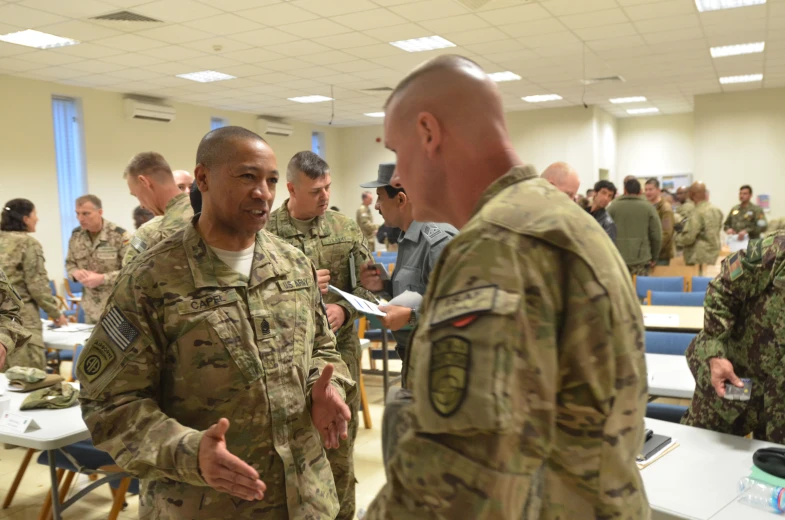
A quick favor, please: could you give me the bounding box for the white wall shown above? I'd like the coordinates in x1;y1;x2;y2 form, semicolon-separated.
594;107;618;188
616;113;694;183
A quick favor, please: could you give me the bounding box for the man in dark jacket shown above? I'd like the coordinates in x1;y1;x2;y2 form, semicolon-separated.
588;180;617;243
607;178;663;276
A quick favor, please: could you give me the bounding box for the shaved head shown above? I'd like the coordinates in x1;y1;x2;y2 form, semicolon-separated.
196;126;267;170
384;54;520;227
689;181;707;202
173;170;194;193
541;162;580;200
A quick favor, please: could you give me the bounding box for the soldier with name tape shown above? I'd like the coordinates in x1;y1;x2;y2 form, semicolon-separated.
724;184;768;241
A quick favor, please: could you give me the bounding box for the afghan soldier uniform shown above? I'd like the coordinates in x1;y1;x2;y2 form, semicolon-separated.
724;202;767;239
0;268;32;360
675;201;723;266
683;231;785;442
78;221;356;519
65;220;129;324
267;203;373;520
123;193;194;266
0;232;63;369
356;204;376;253
366;165;650;519
766;217;785;236
654;198;675;263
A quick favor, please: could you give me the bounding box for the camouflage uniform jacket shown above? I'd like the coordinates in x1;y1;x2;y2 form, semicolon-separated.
654;198;675;260
355;205;376;241
366;165;650;519
675;200;723;266
676;199;695;219
0;268;31;356
65;220;130;324
724;202;767;239
77;221;356;520
123;193;194;266
0;232;62;348
684;231;785;442
267;202;375;352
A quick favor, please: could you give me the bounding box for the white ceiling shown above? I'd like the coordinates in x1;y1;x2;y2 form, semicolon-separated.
0;0;783;126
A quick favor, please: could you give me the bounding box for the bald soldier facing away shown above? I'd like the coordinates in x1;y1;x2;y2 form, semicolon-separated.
675;182;723;267
541;161;580;201
78;126;356;519
365;55;649;519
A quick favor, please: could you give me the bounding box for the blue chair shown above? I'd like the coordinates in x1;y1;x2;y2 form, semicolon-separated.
645;331;695;356
64;278;83;309
77;305;85;324
636;276;685;300
691;276;712;293
646;402;688;423
648;291;705;307
48;280;57;296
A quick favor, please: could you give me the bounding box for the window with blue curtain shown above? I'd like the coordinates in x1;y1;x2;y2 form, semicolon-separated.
211;117;227;130
312;131;325;158
51;97;87;273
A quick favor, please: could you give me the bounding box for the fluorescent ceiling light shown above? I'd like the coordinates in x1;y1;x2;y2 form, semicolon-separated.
488;71;521;82
610;96;647;104
711;42;765;57
389;35;455;53
176;70;235;83
0;29;79;49
719;73;763;84
364;112;385;118
523;94;562;103
288;95;333;103
627;108;660;115
695;0;765;12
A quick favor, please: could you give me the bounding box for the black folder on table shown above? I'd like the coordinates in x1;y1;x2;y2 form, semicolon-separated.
638;432;673;462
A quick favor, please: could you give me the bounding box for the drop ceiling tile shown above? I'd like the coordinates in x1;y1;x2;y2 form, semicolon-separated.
464;38;525;55
291;0;377;16
497;17;567;38
24;66;84;80
290;65;344;78
536;42;587;58
278;19;353;38
706;31;764;47
137;24;210;44
16;0;117;18
15;49;85;66
196;0;282;11
643;28;705;45
698;4;767;26
257;57;313;71
230;28;301;46
622;0;697;21
101;52;166;67
702;19;766;37
442;27;508;46
388;0;469;21
344;43;400;58
634;14;700;33
50;42;124;59
574;22;638;41
142;61;195;75
543;0;619;16
96;33;168;51
213;63;274;77
772;3;785;18
222;47;286;63
183;13;265;35
477;3;552;25
418;14;489;34
71;73;128;86
0;4;65;28
560;8;630;29
64;59;127;74
178;54;243;69
324;59;376;73
238;3;320;25
265;40;334;57
178;39;251;57
37;20;123;42
362;23;431;42
0;56;44;72
0;42;33;58
300;50;358;65
138;44;207;61
274;78;325;90
331;9;408;30
109;67;164;81
314;32;380;49
517;31;581;48
587;34;647;51
135;0;224;23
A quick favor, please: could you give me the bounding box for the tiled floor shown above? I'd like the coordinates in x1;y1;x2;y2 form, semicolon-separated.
0;357;400;519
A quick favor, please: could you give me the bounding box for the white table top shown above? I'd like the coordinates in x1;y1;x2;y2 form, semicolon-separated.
643;419;778;520
646;353;695;399
41;321;94;351
642;306;704;332
0;376;88;450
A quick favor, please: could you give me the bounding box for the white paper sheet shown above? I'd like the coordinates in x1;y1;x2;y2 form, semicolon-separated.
388;290;423;309
643;313;680;327
328;285;387;316
726;234;749;253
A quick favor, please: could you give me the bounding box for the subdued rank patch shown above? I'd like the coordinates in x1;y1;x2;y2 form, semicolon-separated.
277;278;313;291
261;319;270;335
255;316;275;339
130;235;147;253
729;252;743;281
428;336;471;417
101;307;139;351
81;340;115;382
746;239;763;264
96;246;118;260
430;285;497;326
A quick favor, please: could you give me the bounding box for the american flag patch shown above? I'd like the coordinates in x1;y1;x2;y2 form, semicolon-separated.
102;307;139;351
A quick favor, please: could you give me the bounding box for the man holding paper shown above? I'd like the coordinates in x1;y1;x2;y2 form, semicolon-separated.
267;151;373;520
358;163;457;379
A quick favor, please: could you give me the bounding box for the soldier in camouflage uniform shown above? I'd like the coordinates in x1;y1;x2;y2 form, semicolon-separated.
683;230;785;442
356;192;377;252
675;182;723;267
122;152;194;266
65;195;130;324
366;56;649;519
724;184;767;240
0;267;32;370
0;199;67;370
78;127;356;519
267;151;373;520
675;186;695;219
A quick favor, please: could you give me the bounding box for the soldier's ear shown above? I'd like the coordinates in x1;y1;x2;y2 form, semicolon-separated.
194;164;209;192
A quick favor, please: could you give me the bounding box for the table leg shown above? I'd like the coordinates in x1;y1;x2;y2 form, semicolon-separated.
48;451;62;520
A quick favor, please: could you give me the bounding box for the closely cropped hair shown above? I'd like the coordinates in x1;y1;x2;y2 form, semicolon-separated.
382;185;405;199
1;198;34;232
645;178;660;189
287;151;329;182
76;194;102;209
625;178;642;195
196;126;266;169
740;184;753;194
123;152;172;181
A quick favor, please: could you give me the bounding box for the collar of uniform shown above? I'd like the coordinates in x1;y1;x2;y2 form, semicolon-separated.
401;221;424;244
165;192;189;214
277;199;331;239
88;219;111;248
471;164;538;218
182;218;288;289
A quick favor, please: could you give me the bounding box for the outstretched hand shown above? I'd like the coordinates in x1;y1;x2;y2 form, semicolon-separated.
310;364;351;449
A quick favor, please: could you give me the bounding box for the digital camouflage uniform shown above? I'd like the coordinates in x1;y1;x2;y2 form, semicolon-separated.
683;231;785;442
724;202;767;240
0;232;62;370
0;267;32;362
675;201;724;266
366;166;650;519
65;220;130;324
654;199;675;262
356;204;376;253
78;222;356;520
267;202;373;520
123;193;194;266
676;199;696;220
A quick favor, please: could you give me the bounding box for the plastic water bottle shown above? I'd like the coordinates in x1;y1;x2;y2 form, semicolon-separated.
738;477;785;514
356;508;366;519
